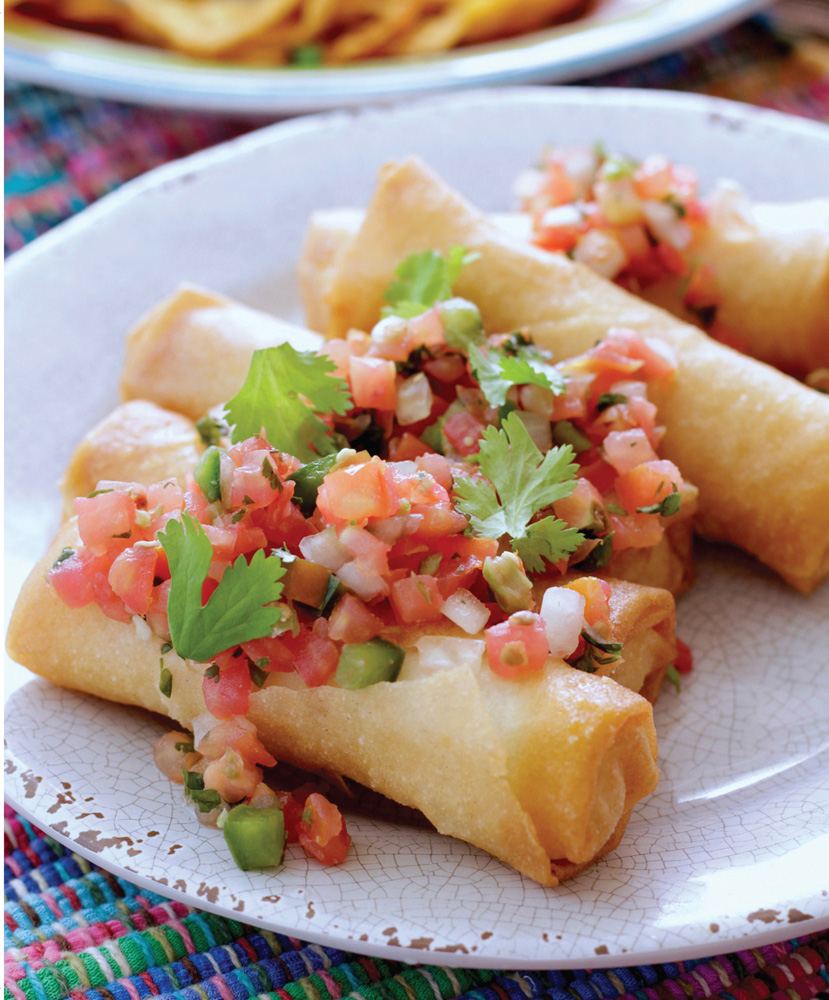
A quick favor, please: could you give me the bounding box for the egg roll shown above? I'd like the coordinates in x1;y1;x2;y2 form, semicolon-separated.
60;400;205;519
116;285;695;597
7;520;660;885
323;158;829;594
120;285;321;421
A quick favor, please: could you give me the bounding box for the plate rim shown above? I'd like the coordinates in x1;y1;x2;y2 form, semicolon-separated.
4;0;771;113
6;84;829;969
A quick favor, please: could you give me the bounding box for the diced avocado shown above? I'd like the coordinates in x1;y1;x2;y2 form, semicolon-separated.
283;558;332;610
335;639;405;689
193;446;224;503
288;453;339;515
438;297;485;349
483;551;533;613
223;804;285;870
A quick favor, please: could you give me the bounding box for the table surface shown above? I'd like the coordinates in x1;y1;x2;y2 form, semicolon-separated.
4;4;829;997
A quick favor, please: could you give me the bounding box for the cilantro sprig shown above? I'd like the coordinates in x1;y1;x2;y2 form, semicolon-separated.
382;247;479;319
158;513;286;664
469;340;566;408
453;412;584;572
224;345;351;463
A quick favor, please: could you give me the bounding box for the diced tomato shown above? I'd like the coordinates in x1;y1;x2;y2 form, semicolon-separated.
606;327;676;381
147;481;184;516
553;478;606;532
549;373;591;423
107;545;158;617
388;433;434;462
683;262;721;311
391;466;448;507
424;355;466;384
564;576;611;628
48;547;105;608
202;523;236;563
606;511;664;552
435;553;480;599
578;456;617;495
320;338;350;380
241;636;294;673
349;355;397;411
230;452;283;509
202;652;252;718
277;789;307;843
390;574;445;624
327;594;384;643
408;502;468;538
261;501;314;550
485;612;549;677
281;631;340;688
202;748;261;804
298;793;350;865
442;411;486;456
146;579;171;640
656;242;689;278
339;525;391;576
183;484;210;523
673;637;694;674
196;716;276;768
230;524;269;559
615;459;683;512
633;155;674;200
316;459;399;525
75;490;137;551
415;452;453;490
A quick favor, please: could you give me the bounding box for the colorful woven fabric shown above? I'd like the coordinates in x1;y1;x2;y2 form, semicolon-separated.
4;807;829;1000
5;12;829;255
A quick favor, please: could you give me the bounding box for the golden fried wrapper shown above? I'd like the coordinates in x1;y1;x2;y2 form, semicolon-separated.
60;400;205;519
323;158;829;594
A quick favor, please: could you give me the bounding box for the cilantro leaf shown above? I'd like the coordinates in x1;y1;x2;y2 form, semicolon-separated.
468;342;565;409
453;412;584;572
224;346;351;463
159;513;286;663
382;247;479;319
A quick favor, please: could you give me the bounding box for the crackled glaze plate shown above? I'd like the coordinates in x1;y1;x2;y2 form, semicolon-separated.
5;89;829;967
4;0;769;114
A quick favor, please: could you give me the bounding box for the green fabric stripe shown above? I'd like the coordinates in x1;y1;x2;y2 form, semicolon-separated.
78;950;110;988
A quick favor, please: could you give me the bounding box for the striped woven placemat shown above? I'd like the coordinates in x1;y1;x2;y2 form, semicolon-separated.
5;11;829;256
4;807;829;1000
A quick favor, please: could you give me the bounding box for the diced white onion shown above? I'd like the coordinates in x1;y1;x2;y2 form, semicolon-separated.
370;314;408;345
515;410;552;454
603;428;658;475
414;636;486;673
336;560;389;601
519;382;555;417
396;373;433;425
539;203;583;229
512;167;545;203
441;588;490;634
131;615;152;641
558;147;600;197
299;526;350;571
573;229;628;279
706;179;755;236
641;199;692;250
540;587;586;659
192;711;217;751
219;453;235;508
370;513;423;544
595;178;643;226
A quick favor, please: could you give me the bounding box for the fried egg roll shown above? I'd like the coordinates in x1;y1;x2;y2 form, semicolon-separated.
7;521;660;885
120;285;320;421
323;159;829;594
301;197;829;377
117;286;695;597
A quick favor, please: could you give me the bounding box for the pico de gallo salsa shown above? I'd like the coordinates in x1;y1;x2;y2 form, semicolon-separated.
515;144;727;331
48;248;695;871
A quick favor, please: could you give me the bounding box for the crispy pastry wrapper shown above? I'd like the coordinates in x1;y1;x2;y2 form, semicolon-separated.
299;198;829;377
321;159;829;594
118;287;696;597
8;520;662;885
120;285;321;421
60;400;205;519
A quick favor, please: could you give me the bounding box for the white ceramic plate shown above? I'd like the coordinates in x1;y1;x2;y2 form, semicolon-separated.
4;0;769;114
5;88;829;968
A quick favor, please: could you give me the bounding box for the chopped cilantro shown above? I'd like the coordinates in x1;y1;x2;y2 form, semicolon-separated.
249;659;268;689
468;341;565;409
224;346;351;463
158;512;286;664
576;531;615;570
182;769;222;813
665;663;681;692
86;488;114;498
289;43;323;67
52;547;75;568
160;641;173;655
600;152;638;180
382;247;479;319
159;663;173;698
637;486;682;517
596;392;627;412
453;412;584;573
174;740;195;753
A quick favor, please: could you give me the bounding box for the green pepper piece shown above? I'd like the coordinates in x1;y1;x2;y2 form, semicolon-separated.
552;420;592;453
288;452;339;515
223;804;286;870
335;639;405;689
193;446;224;502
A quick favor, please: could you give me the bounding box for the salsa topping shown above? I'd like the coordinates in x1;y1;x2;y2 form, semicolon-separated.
50;247;696;872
